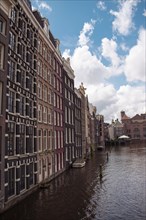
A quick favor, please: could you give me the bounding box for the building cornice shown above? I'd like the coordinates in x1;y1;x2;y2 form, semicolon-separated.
63;58;75;80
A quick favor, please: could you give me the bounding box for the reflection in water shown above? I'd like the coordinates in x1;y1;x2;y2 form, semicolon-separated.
1;144;146;220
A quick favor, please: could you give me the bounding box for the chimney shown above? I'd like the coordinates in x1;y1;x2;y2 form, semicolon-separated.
55;39;60;51
121;111;125;119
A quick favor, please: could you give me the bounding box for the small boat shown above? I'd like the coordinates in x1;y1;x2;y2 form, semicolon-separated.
72;158;86;168
97;146;105;151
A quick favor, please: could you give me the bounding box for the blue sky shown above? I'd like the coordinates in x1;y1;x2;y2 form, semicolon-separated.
31;0;146;122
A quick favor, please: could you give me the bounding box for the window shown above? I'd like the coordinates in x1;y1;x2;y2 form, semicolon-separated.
19;124;25;154
21;44;25;61
43;46;47;60
30;100;33;118
0;43;4;69
17;69;25;88
20;165;25;191
26;74;33;93
8;60;15;81
44;85;47;102
19;96;25;116
48;130;52;150
44;65;47;80
48;89;51;104
54;111;56;125
43;130;47;150
38;39;43;55
8;90;15;113
48;109;52;124
9;32;16;51
38;82;42;99
38;129;42;151
54;131;56;149
43;106;47;123
38;104;42;122
21;20;26;36
8;167;15;197
29;163;33;185
0;17;6;35
11;7;17;23
0;82;2;115
7;122;15;156
26;126;33;153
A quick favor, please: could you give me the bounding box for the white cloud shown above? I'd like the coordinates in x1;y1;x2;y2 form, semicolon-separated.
143;9;146;16
62;16;145;122
120;43;129;52
101;38;121;68
38;2;52;12
78;20;95;47
62;49;71;59
32;5;36;11
124;28;146;82
96;1;107;11
110;0;139;36
70;45;109;86
87;84;145;123
33;0;52;12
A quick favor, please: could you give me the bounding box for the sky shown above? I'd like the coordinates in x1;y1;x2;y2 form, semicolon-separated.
31;0;146;123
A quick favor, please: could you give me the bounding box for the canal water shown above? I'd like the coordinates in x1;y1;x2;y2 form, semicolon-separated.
1;144;146;220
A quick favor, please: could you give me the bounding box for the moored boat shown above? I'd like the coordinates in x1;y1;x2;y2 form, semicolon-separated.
97;145;105;151
72;158;86;168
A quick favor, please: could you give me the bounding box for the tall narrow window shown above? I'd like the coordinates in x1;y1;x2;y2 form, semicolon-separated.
0;43;4;70
8;90;15;113
29;163;33;185
20;164;25;191
21;44;25;61
48;130;52;150
7;122;15;156
38;129;42;151
9;32;16;51
43;106;47;123
8;167;15;197
44;85;47;102
19;95;25;116
26;126;33;153
19;124;25;154
38;104;42;122
11;7;17;23
43;130;47;150
8;60;15;82
0;82;2;115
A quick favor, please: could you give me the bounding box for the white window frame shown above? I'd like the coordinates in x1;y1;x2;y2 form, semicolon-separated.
0;43;4;70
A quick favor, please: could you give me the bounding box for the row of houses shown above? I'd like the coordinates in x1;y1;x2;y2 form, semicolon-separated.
0;0;105;212
108;111;146;142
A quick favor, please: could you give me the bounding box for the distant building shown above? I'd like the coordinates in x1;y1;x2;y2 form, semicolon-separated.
89;104;98;151
63;57;75;167
74;88;82;158
78;83;91;158
108;119;123;140
78;83;86;158
121;111;146;141
96;114;105;145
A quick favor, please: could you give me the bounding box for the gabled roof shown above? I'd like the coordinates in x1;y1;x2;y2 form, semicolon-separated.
131;114;142;120
122;114;130;120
